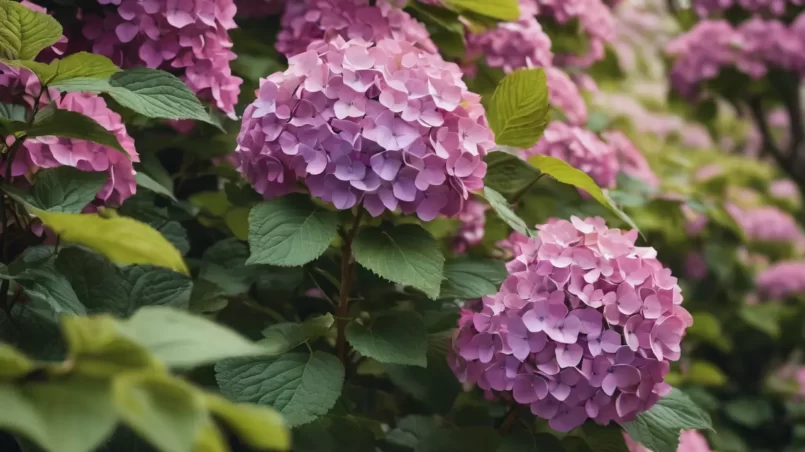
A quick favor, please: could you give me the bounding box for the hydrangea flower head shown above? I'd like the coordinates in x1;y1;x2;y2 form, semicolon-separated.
453;198;489;253
546;67;588;126
603;131;659;187
531;0;616;67
756;260;805;299
449;216;691;431
276;0;436;57
726;204;805;250
235;37;494;220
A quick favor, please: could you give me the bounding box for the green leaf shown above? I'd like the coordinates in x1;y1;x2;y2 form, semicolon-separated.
496;432;563;452
346;310;427;367
215;351;344;428
261;314;335;355
527;155;640;232
0;343;34;378
724;398;773;428
440;258;507;299
386;415;439;449
685;361;727;387
483;150;541;196
0;101;27;131
739;303;782;338
415;427;501;452
579;423;629;452
22;167;106;213
487;68;549;148
352;223;445;299
446;0;519;20
61;315;158;376
0;377;117;452
686;312;731;351
199;238;258;296
52;68;213;123
11;251;85;321
119;306;269;369
113;372;206;452
0;0;62;60
247;194;339;267
622;388;713;452
204;394;291;451
135;172;177;202
2;52;119;85
27;107;127;154
482;187;531;237
31;209;189;275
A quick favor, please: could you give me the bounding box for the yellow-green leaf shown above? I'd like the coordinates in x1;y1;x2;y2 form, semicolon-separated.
487;68;549;148
0;0;62;60
194;419;228;452
205;394;291;451
3;52;119;85
446;0;519;20
527;155;640;233
0;343;33;378
684;361;727;387
31;209;189;275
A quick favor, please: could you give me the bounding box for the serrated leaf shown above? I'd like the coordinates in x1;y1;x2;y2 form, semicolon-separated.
113;372;206;452
352;223;445;299
622;388;713;452
527;155;640;232
204;394;290;451
0;377;116;452
119;306;269;369
440;258;507;299
27;107;127;154
31;209;189;275
487;68;549;148
446;0;519;20
2;52;119;85
136;171;177;201
261;314;335;355
9;250;86;321
482;186;531;237
483;150;541;196
346;310;427;367
25;167;106;213
0;1;62;60
215;351;344;427
247;194;339;267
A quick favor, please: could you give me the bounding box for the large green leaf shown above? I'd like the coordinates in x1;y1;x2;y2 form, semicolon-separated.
482;187;532;237
487;68;549;148
483;150;541;196
200;238;258;296
0;101;27;131
261;314;334;355
204;394;290;451
346;310;428;367
10;250;85;321
440;258;507;299
446;0;519;20
135;172;177;202
27;105;127;154
118;306;269;369
352;223;445;299
13;167;107;213
2;52;119;85
622;388;713;452
215;351;344;427
0;0;62;60
247;194;339;267
527;155;639;232
113;372;206;452
0;377;117;452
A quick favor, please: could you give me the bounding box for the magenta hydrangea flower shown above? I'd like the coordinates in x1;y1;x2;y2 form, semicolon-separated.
453;198;489;253
79;0;242;116
235;37;494;220
726;203;805;250
522;121;619;189
1;65;139;206
603;131;658;187
625;430;711;452
275;0;436;58
756;260;805;299
448;216;691;431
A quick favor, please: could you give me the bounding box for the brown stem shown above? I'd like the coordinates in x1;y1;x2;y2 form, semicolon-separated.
336;205;365;364
498;405;522;435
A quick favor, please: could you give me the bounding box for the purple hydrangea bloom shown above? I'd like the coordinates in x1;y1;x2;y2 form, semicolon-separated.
79;0;242;116
275;0;436;57
726;203;805;251
453;198;489;253
522;121;619;189
756;260;805;299
449;216;691;431
236;37;494;220
692;0;802;17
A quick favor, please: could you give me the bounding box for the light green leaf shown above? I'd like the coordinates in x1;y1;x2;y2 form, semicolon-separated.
24;167;106;213
0;377;116;452
119;306;269;369
346;310;427;367
687;312;731;351
31;209;189;275
487;68;549;148
136;171;177;202
527;154;640;232
0;0;62;60
440;258;507;299
739;304;782;338
61;315;158;376
247;194;339;267
27;107;127;154
352;223;445;299
261;314;334;355
2;52;119;85
113;372;206;452
0;343;33;378
446;0;519;20
622;388;713;452
214;351;344;427
684;361;727;387
482;186;532;237
204;394;291;451
483;150;541;196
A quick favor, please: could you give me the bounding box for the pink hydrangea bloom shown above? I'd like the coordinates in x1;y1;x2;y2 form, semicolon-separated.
738;18;804;74
530;0;616;67
235;37;494;220
770;179;801;205
682;205;708;237
546;67;588;126
692;0;801;17
603;131;659;186
448;216;690;431
726;204;805;250
79;0;242;116
453;198;489;253
756;260;805;299
275;0;436;58
625;430;711;452
522;121;619;189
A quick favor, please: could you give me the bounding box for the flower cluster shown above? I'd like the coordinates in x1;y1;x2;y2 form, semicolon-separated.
453;198;489;253
770;179;801;205
449;217;690;431
275;0;436;57
531;0;617;67
79;0;242;116
603;131;659;186
755;260;805;299
726;204;805;250
625;430;711;452
522;121;619;188
547;67;588;126
692;0;802;17
236;37;494;220
1;65;139;206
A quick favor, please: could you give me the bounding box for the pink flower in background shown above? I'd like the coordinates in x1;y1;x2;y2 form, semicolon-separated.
236;37;494;220
546;67;588;126
449;216;690;430
685;252;708;281
523;121;619;189
453;198;489;253
529;0;616;67
770;179;801;205
756;260;805;299
692;0;801;17
275;0;436;57
625;430;711;451
603;131;659;186
726;204;805;250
